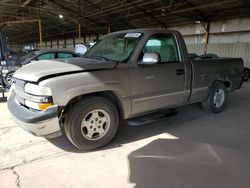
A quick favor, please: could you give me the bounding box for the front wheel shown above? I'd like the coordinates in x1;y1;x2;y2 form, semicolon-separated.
201;82;227;113
64;96;119;150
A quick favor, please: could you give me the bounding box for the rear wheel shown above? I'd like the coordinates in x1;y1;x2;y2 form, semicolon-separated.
64;96;119;150
201;82;227;113
243;68;249;81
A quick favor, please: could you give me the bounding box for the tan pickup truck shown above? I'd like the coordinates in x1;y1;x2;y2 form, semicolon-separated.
8;29;244;150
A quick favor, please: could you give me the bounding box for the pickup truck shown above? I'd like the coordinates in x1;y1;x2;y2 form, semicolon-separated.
7;29;244;150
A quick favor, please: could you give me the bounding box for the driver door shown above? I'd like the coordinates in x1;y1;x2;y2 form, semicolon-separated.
130;33;186;115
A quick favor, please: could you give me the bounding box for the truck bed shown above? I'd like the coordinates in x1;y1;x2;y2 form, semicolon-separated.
188;57;243;103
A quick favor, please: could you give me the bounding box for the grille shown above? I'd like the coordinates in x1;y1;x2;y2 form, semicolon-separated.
13;78;27;105
14;78;26;92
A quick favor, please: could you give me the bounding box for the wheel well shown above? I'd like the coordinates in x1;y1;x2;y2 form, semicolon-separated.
215;80;231;88
209;80;231;94
244;67;250;72
223;81;231;88
65;91;124;119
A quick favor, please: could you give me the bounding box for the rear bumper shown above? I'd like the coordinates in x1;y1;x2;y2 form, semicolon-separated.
7;94;62;138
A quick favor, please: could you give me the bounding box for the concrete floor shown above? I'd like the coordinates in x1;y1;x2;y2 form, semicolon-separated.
0;82;250;188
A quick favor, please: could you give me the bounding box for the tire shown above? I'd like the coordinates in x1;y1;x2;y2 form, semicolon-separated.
201;82;227;113
64;96;119;150
242;68;249;82
3;71;14;87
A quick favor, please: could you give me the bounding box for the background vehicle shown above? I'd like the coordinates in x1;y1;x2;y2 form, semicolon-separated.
243;67;250;81
199;53;219;59
19;48;79;65
2;49;79;87
188;53;219;60
8;29;244;150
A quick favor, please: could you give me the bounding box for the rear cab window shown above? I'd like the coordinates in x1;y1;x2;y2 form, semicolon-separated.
37;53;56;61
58;52;74;58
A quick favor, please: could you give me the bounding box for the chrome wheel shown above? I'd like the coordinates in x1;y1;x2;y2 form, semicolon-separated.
6;74;13;84
4;72;14;86
213;89;225;108
81;109;111;141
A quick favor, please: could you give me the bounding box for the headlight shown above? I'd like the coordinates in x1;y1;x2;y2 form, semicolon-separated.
25;100;53;111
24;83;52;96
23;83;53;110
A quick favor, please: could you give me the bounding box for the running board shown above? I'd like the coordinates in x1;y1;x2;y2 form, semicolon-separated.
127;109;178;126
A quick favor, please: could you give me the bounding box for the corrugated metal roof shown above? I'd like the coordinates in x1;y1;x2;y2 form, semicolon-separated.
0;0;250;44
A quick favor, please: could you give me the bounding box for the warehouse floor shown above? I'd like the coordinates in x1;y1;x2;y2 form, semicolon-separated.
1;82;250;188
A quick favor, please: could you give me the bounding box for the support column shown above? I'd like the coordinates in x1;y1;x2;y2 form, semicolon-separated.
38;20;43;48
78;24;81;40
73;36;75;48
204;22;210;54
64;38;66;48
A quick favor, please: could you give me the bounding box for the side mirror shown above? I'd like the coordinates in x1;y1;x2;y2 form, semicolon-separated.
139;52;160;65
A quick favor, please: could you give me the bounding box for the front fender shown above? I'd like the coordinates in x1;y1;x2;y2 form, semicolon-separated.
38;70;131;118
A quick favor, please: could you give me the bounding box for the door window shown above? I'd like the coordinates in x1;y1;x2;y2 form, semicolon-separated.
143;34;179;63
37;53;56;60
58;52;74;58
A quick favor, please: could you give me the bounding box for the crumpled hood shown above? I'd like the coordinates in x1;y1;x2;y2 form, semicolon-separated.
13;57;117;82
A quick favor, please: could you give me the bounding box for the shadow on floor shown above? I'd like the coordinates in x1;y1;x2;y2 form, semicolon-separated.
128;138;250;188
46;103;204;153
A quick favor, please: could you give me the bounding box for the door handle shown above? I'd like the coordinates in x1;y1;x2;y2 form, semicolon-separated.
176;69;185;75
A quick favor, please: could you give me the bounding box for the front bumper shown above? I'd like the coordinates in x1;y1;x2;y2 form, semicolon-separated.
7;95;62;138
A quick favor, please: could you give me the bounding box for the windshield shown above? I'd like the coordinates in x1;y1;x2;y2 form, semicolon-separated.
20;51;37;61
85;32;142;62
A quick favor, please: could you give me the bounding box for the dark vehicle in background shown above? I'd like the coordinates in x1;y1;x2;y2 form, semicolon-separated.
199;53;219;59
19;49;79;65
188;53;219;60
1;49;79;87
